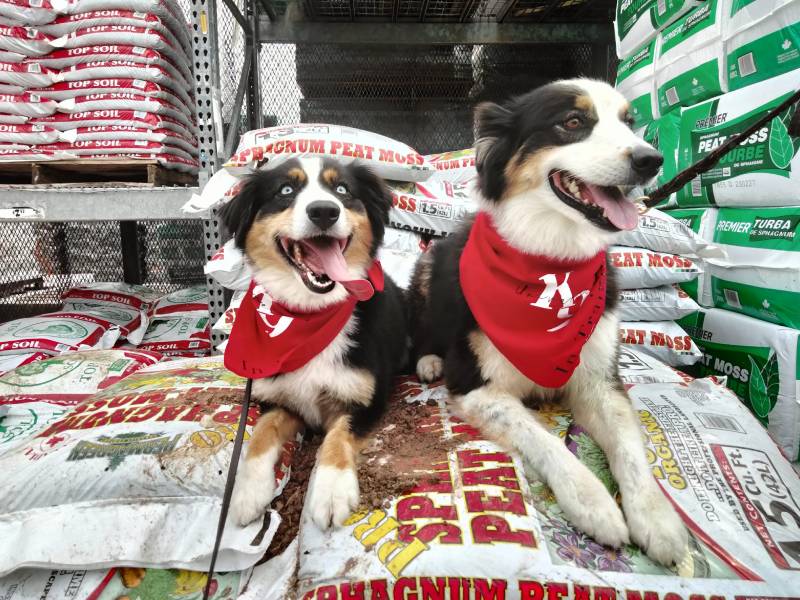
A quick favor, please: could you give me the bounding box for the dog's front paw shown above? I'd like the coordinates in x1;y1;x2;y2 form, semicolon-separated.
308;465;359;529
551;462;630;548
416;354;443;383
624;486;688;566
230;453;277;526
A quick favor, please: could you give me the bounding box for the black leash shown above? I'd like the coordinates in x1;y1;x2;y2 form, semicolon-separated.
203;377;253;600
639;87;800;209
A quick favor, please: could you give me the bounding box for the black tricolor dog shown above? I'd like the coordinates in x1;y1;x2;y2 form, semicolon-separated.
221;156;407;529
409;79;688;565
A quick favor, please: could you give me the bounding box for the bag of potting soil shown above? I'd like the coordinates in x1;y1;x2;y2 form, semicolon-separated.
225;124;434;183
0;312;121;357
0;349;160;455
60;301;149;344
615;40;656;128
152;285;208;316
424;148;476;186
204;239;251;291
678;306;800;460
609;245;702;289
617;284;700;321
632;111;680;205
705;206;800;329
615;207;722;257
283;374;800;599
655;0;726;116
676;68;800;207
138;313;211;355
377;228;427;289
662;207;718;304
388;180;476;237
617;344;690;384
0;351;46;376
614;0;700;60
0;566;248;600
0;357;286;576
618;319;703;366
725;0;800;92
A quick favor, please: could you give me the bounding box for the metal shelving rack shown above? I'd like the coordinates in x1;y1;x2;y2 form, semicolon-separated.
0;0;231;346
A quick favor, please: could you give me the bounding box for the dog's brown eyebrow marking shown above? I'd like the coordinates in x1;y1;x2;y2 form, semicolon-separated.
287;168;306;184
574;95;594;112
322;167;340;186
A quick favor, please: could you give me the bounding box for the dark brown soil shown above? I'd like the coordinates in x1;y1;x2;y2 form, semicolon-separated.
262;386;457;560
357;395;455;510
263;433;321;561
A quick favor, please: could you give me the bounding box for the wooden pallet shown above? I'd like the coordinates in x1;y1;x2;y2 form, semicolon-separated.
0;160;197;187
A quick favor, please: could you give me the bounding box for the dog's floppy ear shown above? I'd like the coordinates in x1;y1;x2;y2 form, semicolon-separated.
219;174;262;249
350;163;391;247
474;101;516;202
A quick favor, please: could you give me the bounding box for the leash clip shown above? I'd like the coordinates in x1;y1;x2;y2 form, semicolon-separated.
634;196;652;215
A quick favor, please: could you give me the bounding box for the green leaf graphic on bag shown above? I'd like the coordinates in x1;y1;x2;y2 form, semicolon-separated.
748;355;771;418
769;116;795;169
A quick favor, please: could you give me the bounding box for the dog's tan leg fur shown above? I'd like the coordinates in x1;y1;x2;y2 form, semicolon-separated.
230;407;303;526
307;415;361;528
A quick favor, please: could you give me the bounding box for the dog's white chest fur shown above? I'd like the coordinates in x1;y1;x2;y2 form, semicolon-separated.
469;311;619;399
250;315;375;428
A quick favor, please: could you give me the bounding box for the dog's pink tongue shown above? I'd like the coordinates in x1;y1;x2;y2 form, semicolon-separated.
299;239;375;301
585;184;639;230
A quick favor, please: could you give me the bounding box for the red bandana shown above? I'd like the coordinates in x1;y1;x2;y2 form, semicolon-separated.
460;213;607;388
224;262;384;379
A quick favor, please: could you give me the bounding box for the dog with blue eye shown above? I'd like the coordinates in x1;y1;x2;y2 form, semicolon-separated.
221;157;406;529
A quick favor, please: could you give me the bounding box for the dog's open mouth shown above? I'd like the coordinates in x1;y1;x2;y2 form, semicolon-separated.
548;170;639;231
278;235;351;294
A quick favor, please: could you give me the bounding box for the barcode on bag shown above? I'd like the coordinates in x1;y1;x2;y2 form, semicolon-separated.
666;87;679;106
698;412;745;434
691;176;702;197
657;0;666;16
738;52;757;77
724;288;741;308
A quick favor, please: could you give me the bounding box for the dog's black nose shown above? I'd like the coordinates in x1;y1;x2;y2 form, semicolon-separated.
306;200;341;230
630;146;664;179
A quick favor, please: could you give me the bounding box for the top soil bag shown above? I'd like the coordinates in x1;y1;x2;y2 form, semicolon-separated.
676;68;800;207
225;124;434;182
614;0;700;60
0;0;56;24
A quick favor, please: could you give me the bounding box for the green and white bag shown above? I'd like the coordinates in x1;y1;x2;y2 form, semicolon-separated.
707;207;800;329
615;40;656;128
677;68;800;207
678;307;800;460
634;112;681;205
655;0;726;115
663;207;718;305
615;0;700;60
726;0;800;92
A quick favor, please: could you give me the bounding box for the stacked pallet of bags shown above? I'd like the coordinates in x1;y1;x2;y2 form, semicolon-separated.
0;282;212;377
0;0;198;172
608;208;720;372
614;0;800;462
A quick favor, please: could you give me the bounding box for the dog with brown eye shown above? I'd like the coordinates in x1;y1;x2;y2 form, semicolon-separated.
221;157;407;529
408;78;689;566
